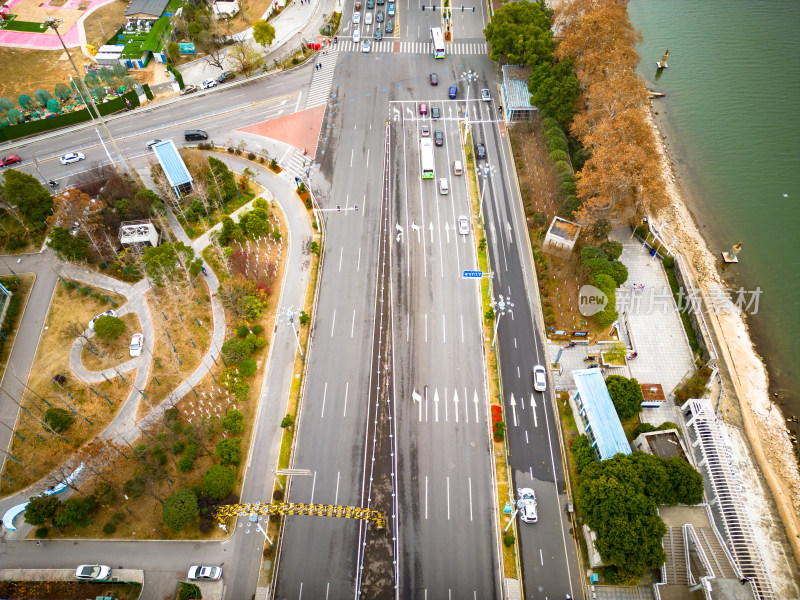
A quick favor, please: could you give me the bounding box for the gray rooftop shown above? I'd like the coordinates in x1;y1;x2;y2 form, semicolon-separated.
125;0;170;18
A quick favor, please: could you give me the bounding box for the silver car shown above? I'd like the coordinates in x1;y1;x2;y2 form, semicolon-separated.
188;565;222;580
130;333;144;357
533;365;547;392
60;152;85;165
518;488;538;523
75;564;111;580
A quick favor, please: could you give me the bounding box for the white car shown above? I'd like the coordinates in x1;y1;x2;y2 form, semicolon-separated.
353;28;361;43
362;40;371;53
457;215;469;234
75;564;111;580
353;11;361;24
364;12;373;25
60;152;85;165
89;309;118;331
481;88;491;102
188;565;222;580
201;78;218;89
518;488;538;523
533;364;547;392
130;333;144;357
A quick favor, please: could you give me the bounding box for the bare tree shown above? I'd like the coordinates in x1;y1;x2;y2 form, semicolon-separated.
204;47;226;71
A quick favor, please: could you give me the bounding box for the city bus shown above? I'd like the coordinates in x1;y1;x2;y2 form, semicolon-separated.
431;27;445;59
420;138;435;179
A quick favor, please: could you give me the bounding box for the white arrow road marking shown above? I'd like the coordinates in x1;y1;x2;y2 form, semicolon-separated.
429;221;434;243
474;390;480;423
411;221;420;243
434;388;440;422
445;222;451;244
413;389;422;422
531;393;538;427
406;106;414;118
395;223;404;243
393;106;400;121
453;389;459;423
510;393;518;427
505;220;513;242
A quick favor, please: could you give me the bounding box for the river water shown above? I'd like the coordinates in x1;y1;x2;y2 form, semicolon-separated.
627;1;800;431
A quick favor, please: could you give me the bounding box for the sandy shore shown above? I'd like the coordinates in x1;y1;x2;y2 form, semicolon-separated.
645;108;800;586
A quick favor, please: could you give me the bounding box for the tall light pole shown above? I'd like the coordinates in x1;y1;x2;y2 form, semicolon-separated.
282;305;304;359
461;69;478;139
490;293;514;348
44;18;130;174
478;163;496;225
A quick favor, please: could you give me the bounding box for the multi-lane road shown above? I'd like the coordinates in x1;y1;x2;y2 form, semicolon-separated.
0;0;583;597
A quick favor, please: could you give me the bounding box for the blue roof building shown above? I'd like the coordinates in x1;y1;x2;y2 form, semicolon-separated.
152;140;193;198
572;368;632;460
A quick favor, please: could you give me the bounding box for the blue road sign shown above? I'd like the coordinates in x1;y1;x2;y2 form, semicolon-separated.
462;270;483;279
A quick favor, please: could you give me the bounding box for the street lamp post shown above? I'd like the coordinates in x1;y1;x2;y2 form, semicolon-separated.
490;293;514;348
461;69;478;138
44;18;129;174
478;164;495;225
282;305;304;359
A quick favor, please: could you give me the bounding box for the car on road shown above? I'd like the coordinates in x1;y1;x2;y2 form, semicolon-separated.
533;364;547;392
75;565;111;580
366;0;373;8
180;84;198;95
130;333;144;357
457;215;469;234
421;125;430;137
1;155;21;167
388;2;395;15
188;565;222;581
201;78;217;89
217;70;235;83
475;142;486;159
429;72;438;85
60;152;85;165
385;19;393;33
89;309;118;331
362;40;371;53
184;129;208;141
355;0;361;7
376;9;384;22
364;11;372;24
518;488;538;523
418;102;427;115
145;139;162;151
353;28;361;43
431;105;440;119
375;26;382;40
353;10;361;23
377;0;384;5
448;85;457;99
434;129;443;146
481;88;491;101
439;178;449;195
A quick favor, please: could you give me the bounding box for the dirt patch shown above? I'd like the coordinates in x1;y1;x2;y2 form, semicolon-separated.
83;0;127;48
0;283;130;496
0;580;141;600
80;312;140;372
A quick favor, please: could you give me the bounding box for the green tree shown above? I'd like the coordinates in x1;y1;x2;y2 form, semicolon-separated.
113;64;127;79
601;240;623;260
1;169;54;225
215;438;241;466
203;464;236;499
53;83;71;101
178;456;194;472
93;315;126;340
221;336;254;363
53;496;94;528
570;434;597;473
46;98;60;114
605;375;643;420
221;408;245;434
529;58;580;126
238;358;257;378
142;241;202;283
47;227;89;261
252;19;276;47
484;1;553;67
98;67;117;84
207;156;237;204
216;215;241;245
18;95;35;111
121;76;137;91
84;72;100;87
162;489;199;531
6;108;23;125
664;457;704;505
24;495;61;526
178;582;201;600
168;41;180;61
245;213;269;239
34;89;52;107
42;407;74;434
94;481;117;506
0;97;13;112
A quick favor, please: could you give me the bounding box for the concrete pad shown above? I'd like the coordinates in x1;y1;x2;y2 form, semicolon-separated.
237;104;326;158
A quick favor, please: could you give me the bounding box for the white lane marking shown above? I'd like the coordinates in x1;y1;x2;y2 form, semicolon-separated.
444;386;448;422
425;386;429;422
540;549;544;565
525;430;529;444
453;389;459;423
343;382;349;417
321;382;327;418
299;582;303;599
338;247;343;272
521;395;525;409
407;312;410;343
334;472;341;505
350;148;354;167
357;247;361;272
425;313;428;343
468;477;473;521
413;388;422;421
517;366;520;378
330;309;336;337
425;476;429;519
474;390;479;423
310;470;317;504
366;148;370;168
460;314;464;343
351;309;356;338
529;466;533;479
514;337;517;348
325;582;329;600
446;476;451;520
442;313;446;343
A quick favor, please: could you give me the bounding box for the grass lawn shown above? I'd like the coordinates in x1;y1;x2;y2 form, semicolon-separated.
0;17;47;33
0;283;129;496
80;312;141;372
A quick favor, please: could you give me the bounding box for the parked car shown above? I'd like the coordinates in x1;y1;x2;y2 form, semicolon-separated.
201;78;217;89
364;11;372;25
518;488;538;523
145;139;162;151
434;129;443;146
418;102;427;115
89;309;118;331
353;10;361;23
353;28;361;43
60;152;85;165
377;0;384;5
429;72;438;86
481;88;491;101
75;565;111;580
421;125;430;137
384;19;393;33
0;155;21;167
355;0;361;7
387;2;395;15
366;0;373;8
130;333;144;357
431;105;440;119
475;142;486;159
188;565;222;581
180;84;198;95
448;85;457;99
217;70;235;83
533;365;547;391
376;9;384;22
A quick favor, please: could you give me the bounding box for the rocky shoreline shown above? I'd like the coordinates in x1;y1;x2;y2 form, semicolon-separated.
645;105;800;587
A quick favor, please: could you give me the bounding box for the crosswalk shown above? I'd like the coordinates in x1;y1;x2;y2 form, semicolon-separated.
336;40;488;55
305;50;340;109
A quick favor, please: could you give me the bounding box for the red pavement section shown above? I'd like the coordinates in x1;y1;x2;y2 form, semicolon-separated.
238;104;327;158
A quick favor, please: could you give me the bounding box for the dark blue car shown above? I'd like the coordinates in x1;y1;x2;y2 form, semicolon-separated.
448;85;457;99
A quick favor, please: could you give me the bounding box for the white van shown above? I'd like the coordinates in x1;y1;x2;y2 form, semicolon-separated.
453;160;463;175
439;178;449;195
